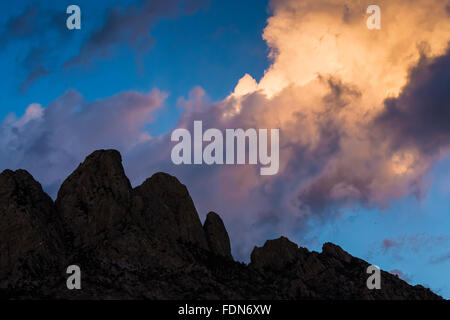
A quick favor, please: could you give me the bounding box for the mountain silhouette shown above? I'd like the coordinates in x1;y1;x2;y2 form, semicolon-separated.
0;150;442;299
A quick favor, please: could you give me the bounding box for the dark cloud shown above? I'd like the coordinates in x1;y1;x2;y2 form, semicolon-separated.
380;234;450;262
1;4;67;93
430;252;450;264
382;239;399;251
1;4;66;45
18;47;51;93
373;48;450;155
2;1;207;92
19;66;50;93
7;6;39;37
64;0;207;68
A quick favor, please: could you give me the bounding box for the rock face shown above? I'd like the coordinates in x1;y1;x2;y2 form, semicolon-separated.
251;237;298;270
0;150;443;300
0;170;65;296
248;238;439;300
133;172;208;250
203;212;232;259
56;150;133;248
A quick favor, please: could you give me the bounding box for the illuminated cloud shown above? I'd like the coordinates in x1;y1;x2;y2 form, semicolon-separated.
155;0;450;255
217;0;450;209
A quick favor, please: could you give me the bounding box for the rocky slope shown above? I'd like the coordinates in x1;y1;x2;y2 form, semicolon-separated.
0;150;442;299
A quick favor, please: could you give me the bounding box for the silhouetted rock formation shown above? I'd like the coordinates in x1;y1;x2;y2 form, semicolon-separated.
134;172;208;249
203;212;232;260
0;150;443;300
56;150;133;248
0;170;65;297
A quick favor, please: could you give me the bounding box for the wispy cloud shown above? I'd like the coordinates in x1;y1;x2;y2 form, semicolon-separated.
1;4;66;92
380;234;450;262
1;0;207;93
430;252;450;264
64;0;207;68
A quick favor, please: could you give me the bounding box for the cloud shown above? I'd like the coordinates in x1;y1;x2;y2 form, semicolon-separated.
1;1;207;93
1;4;66;92
19;66;50;93
0;89;165;196
0;5;66;48
382;239;400;251
389;269;412;283
17;46;51;93
380;234;450;261
64;0;207;68
171;0;450;255
373;50;450;155
430;252;450;264
5;5;39;38
204;0;450;224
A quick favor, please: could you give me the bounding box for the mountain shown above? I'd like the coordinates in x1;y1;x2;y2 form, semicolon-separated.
0;150;442;299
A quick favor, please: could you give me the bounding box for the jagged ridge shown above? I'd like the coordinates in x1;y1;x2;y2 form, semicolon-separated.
0;150;442;300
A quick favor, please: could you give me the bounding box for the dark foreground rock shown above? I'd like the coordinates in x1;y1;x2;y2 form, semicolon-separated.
0;150;442;300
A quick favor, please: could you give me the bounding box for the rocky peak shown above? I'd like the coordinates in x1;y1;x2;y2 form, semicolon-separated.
0;169;52;206
322;242;353;264
0;169;64;291
134;172;208;249
250;236;299;270
0;150;443;300
55;149;133;247
203;212;232;259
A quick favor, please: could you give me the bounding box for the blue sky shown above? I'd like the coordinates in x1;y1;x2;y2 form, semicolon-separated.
1;0;450;298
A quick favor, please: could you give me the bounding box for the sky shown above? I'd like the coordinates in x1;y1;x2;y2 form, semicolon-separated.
1;0;450;298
